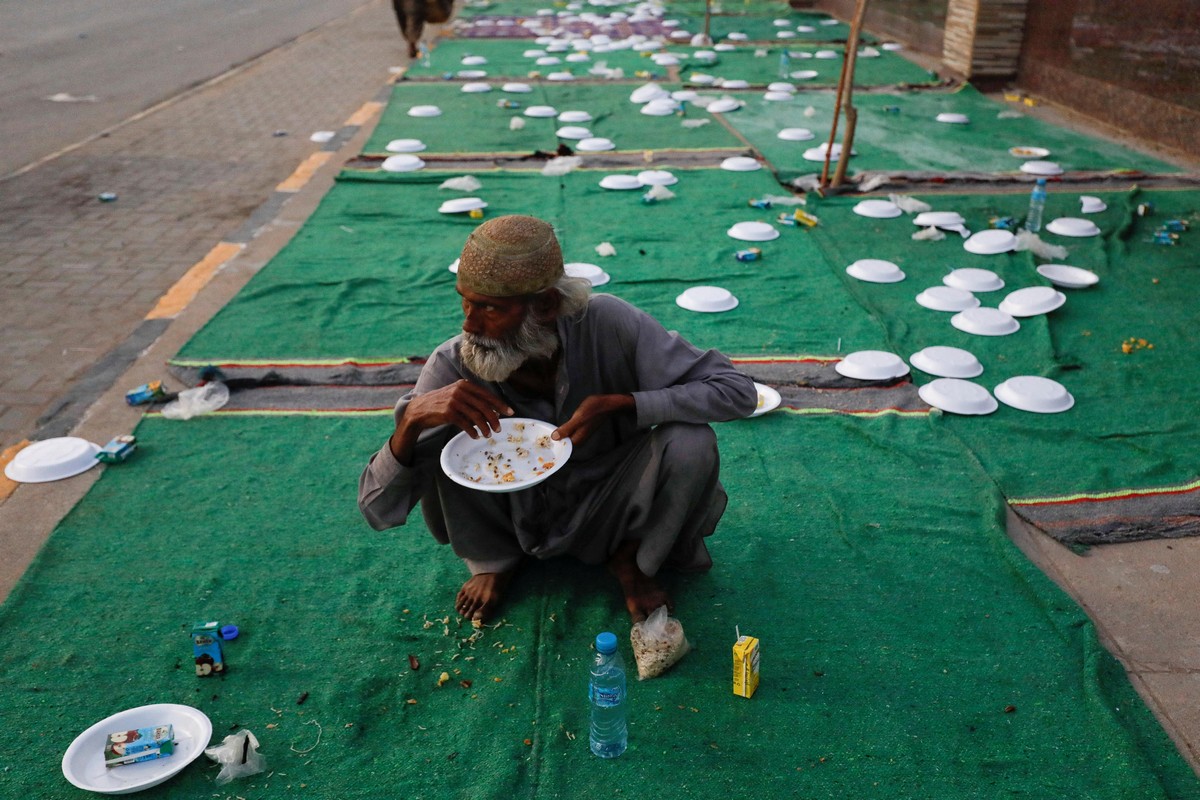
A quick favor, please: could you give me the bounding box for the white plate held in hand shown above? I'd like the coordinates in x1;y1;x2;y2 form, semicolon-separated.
749;383;782;417
440;418;572;492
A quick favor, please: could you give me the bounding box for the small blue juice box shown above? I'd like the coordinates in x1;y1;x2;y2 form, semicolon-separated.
104;724;174;768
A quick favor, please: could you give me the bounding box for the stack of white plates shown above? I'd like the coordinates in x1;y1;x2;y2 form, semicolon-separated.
846;258;905;283
834;351;910;380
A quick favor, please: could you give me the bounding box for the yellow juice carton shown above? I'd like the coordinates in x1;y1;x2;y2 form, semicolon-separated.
732;630;760;698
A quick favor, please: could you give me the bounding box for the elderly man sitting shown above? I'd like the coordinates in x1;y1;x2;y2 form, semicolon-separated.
359;215;756;622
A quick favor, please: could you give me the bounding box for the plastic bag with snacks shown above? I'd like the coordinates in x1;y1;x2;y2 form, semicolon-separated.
204;730;266;785
629;605;690;680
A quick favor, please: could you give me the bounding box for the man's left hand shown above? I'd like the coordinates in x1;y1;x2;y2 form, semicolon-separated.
552;394;635;446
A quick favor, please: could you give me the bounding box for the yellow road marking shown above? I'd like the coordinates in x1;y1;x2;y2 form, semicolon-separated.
145;241;243;320
276;151;333;192
0;440;31;502
346;101;383;127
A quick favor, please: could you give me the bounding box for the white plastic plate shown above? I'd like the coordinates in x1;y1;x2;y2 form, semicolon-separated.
1080;196;1107;214
918;378;997;415
502;82;533;93
835;350;910;380
555;125;592;139
408;105;442;118
720;156;761;172
62;704;212;795
564;262;610;286
853;199;902;219
637;170;678;186
943;267;1004;292
994;376;1075;413
951;307;1020;336
727;221;780;242
676;286;739;313
576;137;615;151
777;127;815;141
1045;217;1101;237
523;105;558;118
385;138;426;153
1020;160;1063;176
381;155;425;172
750;383;781;417
915;285;980;312
558;110;593;122
936;112;970;124
998;286;1066;317
707;98;742;113
846;258;905;284
913;211;965;228
1036;264;1099;289
963;229;1017;255
441;418;572;492
909;346;984;378
599;174;642;190
1009;146;1050;159
4;437;100;483
438;197;488;214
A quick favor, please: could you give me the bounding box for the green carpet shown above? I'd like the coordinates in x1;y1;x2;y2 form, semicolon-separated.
731;84;1183;182
1;414;1196;798
402;39;936;87
364;81;746;155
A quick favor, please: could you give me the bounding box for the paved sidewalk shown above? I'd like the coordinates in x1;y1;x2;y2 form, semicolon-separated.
0;0;402;453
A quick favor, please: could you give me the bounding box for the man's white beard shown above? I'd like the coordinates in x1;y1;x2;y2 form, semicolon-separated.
461;312;559;382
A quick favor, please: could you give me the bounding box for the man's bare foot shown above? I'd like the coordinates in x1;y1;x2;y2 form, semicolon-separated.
608;541;672;623
456;571;514;622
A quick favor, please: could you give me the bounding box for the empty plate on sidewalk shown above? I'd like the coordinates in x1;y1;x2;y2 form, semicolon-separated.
440;418;572;492
909;346;983;378
750;383;782;417
916;285;979;312
1020;160;1063;176
963;229;1017;255
853;199;902;219
1036;264;1099;288
846;258;905;283
1045;217;1101;237
676;286;739;312
386;138;426;153
994;376;1074;413
4;437;100;483
918;379;997;415
944;268;1003;292
998;286;1066;317
951;307;1019;336
835;350;909;380
565;262;610;286
728;221;779;242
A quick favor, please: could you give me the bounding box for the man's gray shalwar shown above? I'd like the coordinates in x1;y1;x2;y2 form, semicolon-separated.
358;294;757;576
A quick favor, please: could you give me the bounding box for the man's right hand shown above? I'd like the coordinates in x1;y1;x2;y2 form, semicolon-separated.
389;380;513;464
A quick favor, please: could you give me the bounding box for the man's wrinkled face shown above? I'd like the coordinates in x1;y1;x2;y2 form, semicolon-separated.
457;286;558;382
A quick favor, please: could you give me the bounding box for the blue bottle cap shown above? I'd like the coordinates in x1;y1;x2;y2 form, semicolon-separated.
595;632;618;654
220;624;239;640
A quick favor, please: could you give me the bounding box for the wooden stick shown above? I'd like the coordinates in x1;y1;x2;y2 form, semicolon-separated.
832;0;870;187
820;0;871;188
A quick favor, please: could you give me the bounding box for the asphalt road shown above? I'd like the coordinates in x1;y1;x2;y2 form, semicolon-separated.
0;0;381;178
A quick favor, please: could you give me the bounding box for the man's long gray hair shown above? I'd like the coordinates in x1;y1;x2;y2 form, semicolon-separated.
460;275;592;382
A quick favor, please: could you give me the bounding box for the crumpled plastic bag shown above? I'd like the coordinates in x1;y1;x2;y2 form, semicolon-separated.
204;730;266;785
912;226;945;241
1015;229;1069;260
161;382;229;420
889;193;932;214
439;175;482;192
630;605;690;680
542;156;581;176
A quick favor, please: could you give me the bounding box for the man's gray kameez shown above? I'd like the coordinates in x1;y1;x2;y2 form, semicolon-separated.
358;294;756;576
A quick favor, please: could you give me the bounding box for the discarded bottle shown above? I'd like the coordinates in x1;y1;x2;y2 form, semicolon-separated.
588;632;627;758
1025;178;1047;233
778;49;791;78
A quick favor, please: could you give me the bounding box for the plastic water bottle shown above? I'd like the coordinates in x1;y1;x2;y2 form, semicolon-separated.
1026;178;1047;233
778;49;791;78
588;632;628;758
